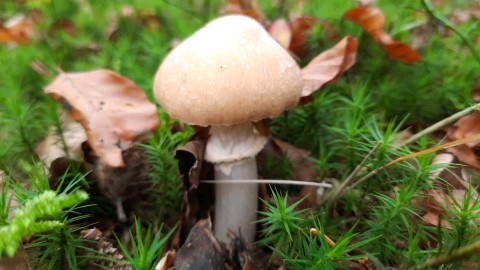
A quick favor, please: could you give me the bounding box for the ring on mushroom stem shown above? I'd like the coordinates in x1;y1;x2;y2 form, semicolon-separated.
153;15;303;243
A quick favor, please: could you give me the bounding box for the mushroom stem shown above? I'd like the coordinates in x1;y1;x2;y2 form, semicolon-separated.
214;158;258;243
205;122;266;243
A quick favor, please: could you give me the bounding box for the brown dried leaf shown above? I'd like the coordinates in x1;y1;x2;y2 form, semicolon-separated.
422;189;480;229
50;19;77;36
224;0;264;23
155;250;176;270
301;36;358;97
382;41;423;64
270;138;320;208
472;80;480;102
445;111;480;169
267;18;291;49
343;6;422;64
174;134;214;247
175;140;205;190
35;110;87;168
0;14;36;44
44;69;159;167
288;16;319;58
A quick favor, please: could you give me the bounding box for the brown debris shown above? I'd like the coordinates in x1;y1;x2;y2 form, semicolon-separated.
174;219;225;270
343;6;422;64
80;227;131;269
445;111;480;170
301;36;358;98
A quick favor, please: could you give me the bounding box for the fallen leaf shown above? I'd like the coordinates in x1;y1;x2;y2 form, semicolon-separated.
175;140;205;190
422;189;480;229
173;132;214;248
382;41;423;64
50;19;77;36
301;36;358;97
223;0;264;23
155;250;176;270
343;6;422;64
0;14;36;44
35;110;87;168
445;111;480;169
266;137;322;208
288;16;319;58
44;69;159;167
472;80;480;102
267;18;291;49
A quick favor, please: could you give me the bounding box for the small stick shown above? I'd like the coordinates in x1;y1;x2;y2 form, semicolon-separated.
398;102;480;147
201;179;332;188
309;228;368;265
327;142;382;203
309;228;336;247
409;240;480;270
341;134;480;197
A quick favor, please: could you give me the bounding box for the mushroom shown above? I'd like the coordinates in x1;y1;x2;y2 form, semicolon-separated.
153;15;303;243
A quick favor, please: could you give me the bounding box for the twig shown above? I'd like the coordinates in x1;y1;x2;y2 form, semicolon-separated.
310;228;336;247
422;0;480;64
341;133;480;197
409;240;480;270
201;179;333;188
309;228;369;265
326;142;382;203
398;102;480;147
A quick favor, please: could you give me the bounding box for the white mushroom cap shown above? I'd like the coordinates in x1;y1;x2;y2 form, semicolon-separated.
153;15;303;126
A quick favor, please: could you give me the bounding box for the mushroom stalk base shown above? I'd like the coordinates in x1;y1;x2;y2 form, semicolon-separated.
214;157;258;244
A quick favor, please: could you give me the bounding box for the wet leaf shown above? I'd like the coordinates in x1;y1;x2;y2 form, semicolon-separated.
301;36;358;97
445;111;480;169
267;18;291;49
44;69;159;167
343;6;422;64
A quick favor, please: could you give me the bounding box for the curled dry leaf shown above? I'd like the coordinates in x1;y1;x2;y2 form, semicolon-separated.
267;18;291;49
445;111;480;169
175;140;205;190
173;133;214;248
44;69;159;167
343;6;422;64
301;36;359;97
